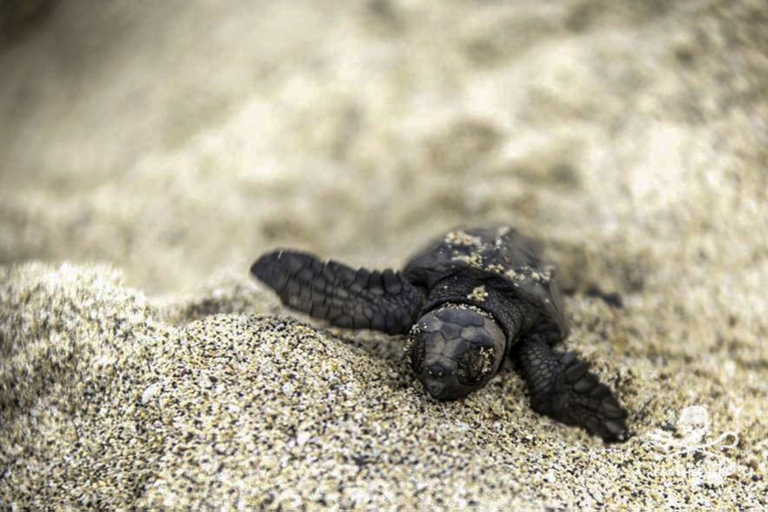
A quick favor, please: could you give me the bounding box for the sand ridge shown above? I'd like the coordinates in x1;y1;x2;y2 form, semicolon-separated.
1;263;765;509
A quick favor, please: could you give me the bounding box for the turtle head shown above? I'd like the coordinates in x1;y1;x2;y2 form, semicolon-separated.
408;304;506;401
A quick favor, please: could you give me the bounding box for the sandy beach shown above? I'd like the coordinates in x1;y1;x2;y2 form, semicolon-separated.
1;0;767;509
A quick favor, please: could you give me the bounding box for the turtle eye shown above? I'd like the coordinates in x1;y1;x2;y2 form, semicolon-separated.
456;344;494;385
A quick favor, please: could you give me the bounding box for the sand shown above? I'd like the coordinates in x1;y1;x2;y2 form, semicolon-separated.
1;0;767;509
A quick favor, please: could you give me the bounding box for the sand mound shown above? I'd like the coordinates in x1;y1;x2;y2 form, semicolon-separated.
1;264;764;508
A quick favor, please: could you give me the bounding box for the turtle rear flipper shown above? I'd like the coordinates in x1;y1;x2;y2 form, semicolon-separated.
515;335;628;442
251;250;425;335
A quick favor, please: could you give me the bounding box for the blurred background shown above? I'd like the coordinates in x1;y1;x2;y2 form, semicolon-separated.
1;0;766;300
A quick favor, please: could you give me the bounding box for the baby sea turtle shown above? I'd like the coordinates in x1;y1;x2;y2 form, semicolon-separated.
251;226;628;442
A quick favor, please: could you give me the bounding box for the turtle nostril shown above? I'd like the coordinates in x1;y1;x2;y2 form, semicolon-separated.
427;382;444;397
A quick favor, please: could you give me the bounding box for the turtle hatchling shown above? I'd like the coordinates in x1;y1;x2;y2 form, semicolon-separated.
251;226;628;442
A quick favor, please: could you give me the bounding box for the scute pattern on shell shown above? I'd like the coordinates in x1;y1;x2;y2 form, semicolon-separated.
403;226;567;342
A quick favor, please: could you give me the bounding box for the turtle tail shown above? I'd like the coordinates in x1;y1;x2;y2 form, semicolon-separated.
251;250;425;335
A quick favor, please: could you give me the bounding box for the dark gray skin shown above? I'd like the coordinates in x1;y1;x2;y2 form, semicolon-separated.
251;227;628;442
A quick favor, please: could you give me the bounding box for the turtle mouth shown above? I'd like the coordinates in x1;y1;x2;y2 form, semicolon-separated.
421;378;466;401
418;361;472;401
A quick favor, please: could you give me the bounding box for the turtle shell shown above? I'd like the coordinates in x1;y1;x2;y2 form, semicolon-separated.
403;226;568;342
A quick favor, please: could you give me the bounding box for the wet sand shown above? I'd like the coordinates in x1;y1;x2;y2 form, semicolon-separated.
1;0;767;509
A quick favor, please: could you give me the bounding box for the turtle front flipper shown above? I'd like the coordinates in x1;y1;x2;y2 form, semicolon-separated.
251;250;425;335
514;335;628;442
